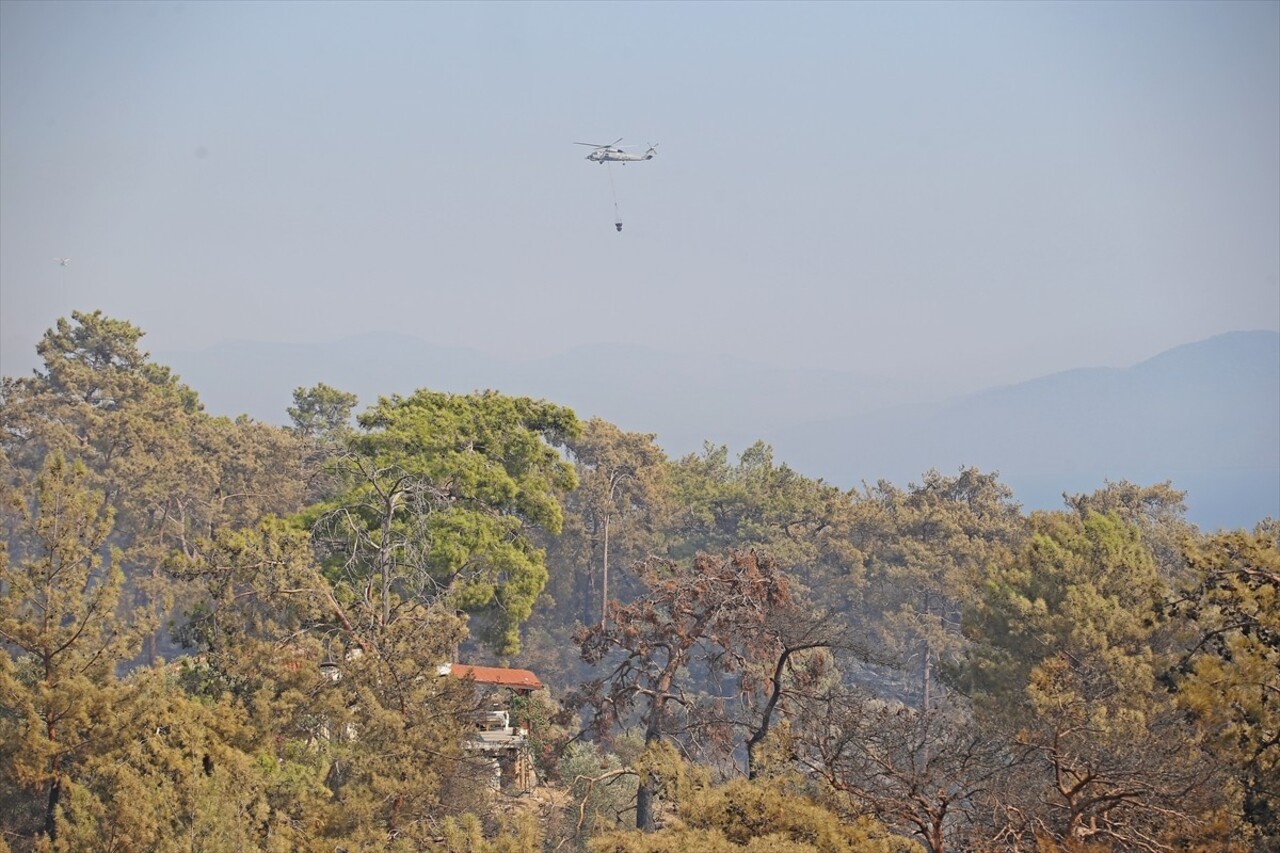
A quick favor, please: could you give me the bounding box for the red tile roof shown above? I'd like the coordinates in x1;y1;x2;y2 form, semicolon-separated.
448;664;544;691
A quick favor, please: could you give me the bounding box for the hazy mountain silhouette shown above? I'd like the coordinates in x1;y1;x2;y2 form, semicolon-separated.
160;334;938;452
160;330;1279;530
766;330;1279;530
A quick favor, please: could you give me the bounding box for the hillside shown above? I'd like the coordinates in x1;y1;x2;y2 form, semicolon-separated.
768;330;1279;529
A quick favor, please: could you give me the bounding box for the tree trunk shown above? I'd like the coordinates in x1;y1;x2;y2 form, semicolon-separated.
636;780;656;831
922;642;932;710
636;674;671;831
44;775;61;841
746;648;793;780
601;516;610;628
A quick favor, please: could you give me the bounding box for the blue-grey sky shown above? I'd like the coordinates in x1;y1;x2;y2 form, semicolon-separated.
2;0;1277;390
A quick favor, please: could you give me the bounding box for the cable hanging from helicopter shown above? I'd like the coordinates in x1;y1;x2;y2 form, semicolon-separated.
607;162;622;231
575;139;658;233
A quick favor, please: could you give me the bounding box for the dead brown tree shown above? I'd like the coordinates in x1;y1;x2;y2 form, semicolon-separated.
572;549;791;830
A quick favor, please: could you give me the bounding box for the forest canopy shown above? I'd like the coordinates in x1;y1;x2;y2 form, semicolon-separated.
1;311;1276;852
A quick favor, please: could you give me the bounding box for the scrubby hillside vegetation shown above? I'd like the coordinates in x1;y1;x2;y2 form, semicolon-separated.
2;311;1276;852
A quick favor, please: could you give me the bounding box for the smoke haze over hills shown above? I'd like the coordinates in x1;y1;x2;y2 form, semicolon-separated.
159;329;1279;532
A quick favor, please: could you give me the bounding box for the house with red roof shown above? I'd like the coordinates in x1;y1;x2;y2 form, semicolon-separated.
439;663;545;791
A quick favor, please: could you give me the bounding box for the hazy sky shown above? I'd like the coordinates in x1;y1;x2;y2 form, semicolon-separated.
2;0;1277;390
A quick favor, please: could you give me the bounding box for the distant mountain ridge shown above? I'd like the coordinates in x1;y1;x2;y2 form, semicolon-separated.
766;330;1279;530
158;330;1280;530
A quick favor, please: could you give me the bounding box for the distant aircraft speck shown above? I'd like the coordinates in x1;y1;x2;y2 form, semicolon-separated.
54;258;70;266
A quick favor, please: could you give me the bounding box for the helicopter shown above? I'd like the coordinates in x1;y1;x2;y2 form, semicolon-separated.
575;138;658;164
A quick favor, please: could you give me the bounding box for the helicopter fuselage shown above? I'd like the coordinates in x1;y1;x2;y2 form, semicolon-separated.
586;148;655;163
